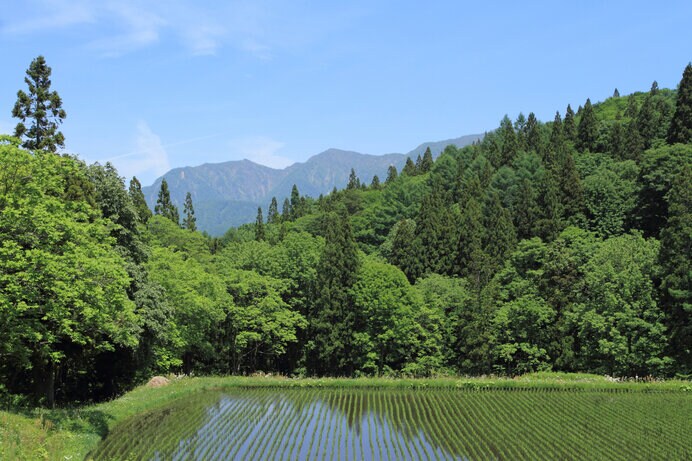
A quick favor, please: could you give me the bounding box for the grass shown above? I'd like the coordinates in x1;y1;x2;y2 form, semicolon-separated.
0;373;690;460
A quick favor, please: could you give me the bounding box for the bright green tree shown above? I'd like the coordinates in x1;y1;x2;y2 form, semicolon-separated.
563;104;577;143
12;56;66;152
267;196;280;224
129;176;152;224
420;147;434;173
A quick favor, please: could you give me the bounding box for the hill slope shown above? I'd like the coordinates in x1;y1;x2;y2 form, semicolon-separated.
143;134;482;235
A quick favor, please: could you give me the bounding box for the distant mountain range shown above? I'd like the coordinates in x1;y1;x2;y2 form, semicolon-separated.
143;134;482;235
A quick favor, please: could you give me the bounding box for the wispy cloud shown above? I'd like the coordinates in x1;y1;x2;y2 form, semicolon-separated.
229;136;292;169
106;121;170;181
1;0;265;58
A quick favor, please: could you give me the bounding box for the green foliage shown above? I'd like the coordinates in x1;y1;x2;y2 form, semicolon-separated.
182;192;197;231
0;145;138;405
668;63;692;144
155;178;179;225
577;98;598;152
12;56;66;152
129;177;152;224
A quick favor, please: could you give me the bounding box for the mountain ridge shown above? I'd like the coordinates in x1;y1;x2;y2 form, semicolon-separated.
143;133;483;235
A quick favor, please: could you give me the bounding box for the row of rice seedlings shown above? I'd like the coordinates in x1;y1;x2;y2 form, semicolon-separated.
479;390;542;460
405;393;436;460
317;391;336;459
177;394;245;460
261;392;304;460
367;392;383;460
290;397;321;460
303;391;329;460
431;391;475;459
392;393;420;460
543;391;603;459
273;391;312;460
428;390;465;459
300;393;329;460
220;392;276;460
324;390;343;461
412;391;455;460
164;397;228;460
374;390;394;460
381;388;407;460
205;395;260;460
444;391;495;459
284;397;313;460
245;393;291;460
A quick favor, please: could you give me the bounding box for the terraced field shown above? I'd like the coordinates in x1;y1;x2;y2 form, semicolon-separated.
89;388;691;460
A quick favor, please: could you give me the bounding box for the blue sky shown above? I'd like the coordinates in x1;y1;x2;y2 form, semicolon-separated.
1;1;691;186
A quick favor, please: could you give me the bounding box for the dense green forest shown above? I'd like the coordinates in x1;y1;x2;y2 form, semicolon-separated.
1;58;691;407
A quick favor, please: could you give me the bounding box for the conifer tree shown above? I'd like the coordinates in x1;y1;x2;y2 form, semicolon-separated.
182;192;196;231
558;149;584;219
613;88;620;98
412;187;455;278
563;104;577;143
389;219;417;281
282;198;291;221
482;190;516;272
12;56;66;152
414;154;423;173
128;176;152;224
402;157;416;176
577;98;598;152
625;94;639;118
370;175;381;189
514;177;539;240
499;115;518;165
549;111;564;153
290;185;302;220
609;113;627;160
524;112;542;154
385;165;398;184
309;209;360;375
255;207;265;241
154;178;179;225
659;165;692;372
420;146;434;172
347;168;360;190
625;116;644;160
267;197;280;224
668;63;692;144
637;93;659;149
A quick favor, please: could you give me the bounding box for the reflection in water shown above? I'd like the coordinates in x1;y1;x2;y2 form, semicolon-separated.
89;388;690;460
91;389;469;460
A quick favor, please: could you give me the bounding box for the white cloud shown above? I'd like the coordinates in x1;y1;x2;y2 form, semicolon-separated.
1;0;95;35
106;121;170;182
1;0;279;58
229;136;292;169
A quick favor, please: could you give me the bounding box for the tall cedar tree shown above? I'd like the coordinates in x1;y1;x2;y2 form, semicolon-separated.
547;111;563;170
310;210;360;375
281;197;291;221
12;56;66;152
499;115;518;165
420;146;434;172
347;168;360;189
129;177;152;223
411;187;455;279
290;185;303;220
658;165;692;372
577;98;598;152
637;88;659;149
385;165;398;183
563;104;577;143
482;190;517;272
267;197;280;224
402;157;416;176
668;63;692;144
370;175;381;189
609;113;627;160
154;178;179;225
255;207;265;241
182;192;196;231
524;112;542;154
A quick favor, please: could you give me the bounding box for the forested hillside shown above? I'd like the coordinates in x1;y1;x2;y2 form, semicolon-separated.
1;58;691;407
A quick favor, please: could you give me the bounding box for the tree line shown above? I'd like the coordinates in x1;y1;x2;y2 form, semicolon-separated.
1;56;690;407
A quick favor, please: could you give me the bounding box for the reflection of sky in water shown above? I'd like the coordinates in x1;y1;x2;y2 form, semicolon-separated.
154;392;466;461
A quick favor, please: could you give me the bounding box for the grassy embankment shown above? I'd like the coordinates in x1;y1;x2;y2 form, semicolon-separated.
1;372;690;460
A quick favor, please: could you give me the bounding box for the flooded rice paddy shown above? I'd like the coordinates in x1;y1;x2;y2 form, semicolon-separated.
90;388;691;460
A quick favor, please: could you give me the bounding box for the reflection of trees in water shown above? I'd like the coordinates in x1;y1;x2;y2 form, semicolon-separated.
89;388;691;461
